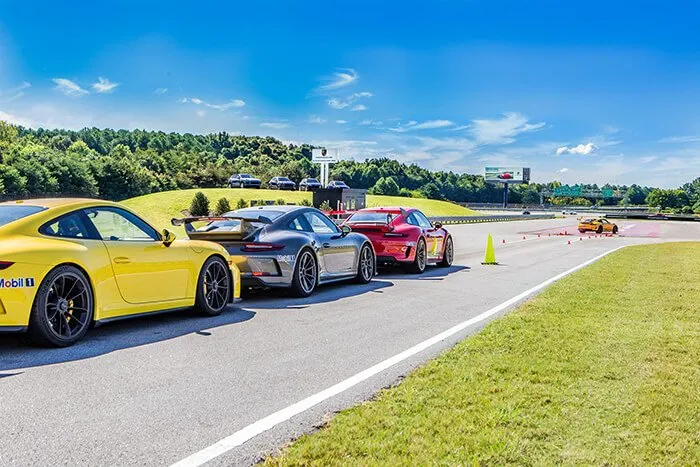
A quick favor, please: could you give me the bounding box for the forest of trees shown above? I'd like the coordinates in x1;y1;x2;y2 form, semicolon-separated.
0;121;698;212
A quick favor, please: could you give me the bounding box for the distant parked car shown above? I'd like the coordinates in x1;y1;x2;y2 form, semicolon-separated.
522;210;531;215
268;176;296;190
327;180;350;190
229;174;261;189
561;210;578;215
299;178;323;191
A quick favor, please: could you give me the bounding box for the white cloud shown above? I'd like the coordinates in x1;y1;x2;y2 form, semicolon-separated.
196;110;206;117
350;104;368;112
559;168;570;173
0;110;34;127
92;77;119;93
0;82;31;103
327;91;373;109
154;88;168;95
657;135;700;144
470;112;545;144
260;122;290;129
308;115;326;124
556;142;598;155
360;119;383;126
335;120;348;124
315;68;358;92
389;119;455;132
52;78;89;97
181;97;245;111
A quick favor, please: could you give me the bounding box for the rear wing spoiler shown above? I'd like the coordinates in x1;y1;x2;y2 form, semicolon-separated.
171;215;272;241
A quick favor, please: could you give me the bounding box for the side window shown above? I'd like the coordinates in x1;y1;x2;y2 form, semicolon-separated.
289;217;306;231
85;207;159;241
415;211;432;228
40;212;94;239
406;213;419;226
303;212;338;234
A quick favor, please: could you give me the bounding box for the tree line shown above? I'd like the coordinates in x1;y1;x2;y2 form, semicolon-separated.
0;121;697;212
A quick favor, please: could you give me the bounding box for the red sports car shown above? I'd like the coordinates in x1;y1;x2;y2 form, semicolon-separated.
343;207;453;273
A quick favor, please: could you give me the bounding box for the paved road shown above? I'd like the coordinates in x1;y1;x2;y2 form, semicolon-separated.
1;219;698;466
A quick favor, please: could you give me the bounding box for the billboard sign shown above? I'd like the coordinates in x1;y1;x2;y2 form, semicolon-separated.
484;167;530;184
312;148;339;163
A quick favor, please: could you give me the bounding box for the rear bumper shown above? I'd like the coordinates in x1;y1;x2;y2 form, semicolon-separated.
228;253;295;288
376;255;408;266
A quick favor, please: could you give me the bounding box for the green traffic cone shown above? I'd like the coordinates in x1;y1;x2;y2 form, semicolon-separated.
482;233;498;265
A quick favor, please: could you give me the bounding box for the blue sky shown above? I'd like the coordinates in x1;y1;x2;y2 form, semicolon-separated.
1;0;699;188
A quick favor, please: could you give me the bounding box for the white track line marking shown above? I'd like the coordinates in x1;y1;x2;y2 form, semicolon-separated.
622;224;637;230
171;246;626;467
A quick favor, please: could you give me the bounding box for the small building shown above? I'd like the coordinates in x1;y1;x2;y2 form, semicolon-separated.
313;188;367;211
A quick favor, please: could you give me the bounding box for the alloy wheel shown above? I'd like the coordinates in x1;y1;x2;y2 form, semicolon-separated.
417;241;426;270
45;272;91;339
203;260;229;311
445;238;453;264
298;251;317;294
360;246;374;281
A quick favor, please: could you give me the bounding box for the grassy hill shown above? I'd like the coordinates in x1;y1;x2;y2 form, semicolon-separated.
123;188;481;233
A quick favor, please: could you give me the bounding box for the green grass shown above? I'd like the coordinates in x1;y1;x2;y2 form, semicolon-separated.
266;243;700;466
122;188;481;233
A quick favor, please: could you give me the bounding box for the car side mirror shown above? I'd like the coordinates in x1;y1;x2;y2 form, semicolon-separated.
433;221;443;229
341;225;352;236
161;229;176;246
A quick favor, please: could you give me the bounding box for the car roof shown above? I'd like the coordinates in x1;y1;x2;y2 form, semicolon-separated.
236;204;305;213
359;206;414;214
0;198;117;209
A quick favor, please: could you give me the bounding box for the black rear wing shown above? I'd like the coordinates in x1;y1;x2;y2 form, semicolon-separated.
171;215;272;241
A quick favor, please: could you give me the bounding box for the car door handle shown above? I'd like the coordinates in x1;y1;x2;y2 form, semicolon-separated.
113;257;131;264
323;243;331;248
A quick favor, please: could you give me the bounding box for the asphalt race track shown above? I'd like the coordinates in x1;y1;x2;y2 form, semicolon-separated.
1;218;698;466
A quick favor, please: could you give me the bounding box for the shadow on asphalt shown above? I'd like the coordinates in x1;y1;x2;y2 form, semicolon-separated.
377;264;470;280
0;307;256;371
243;278;393;310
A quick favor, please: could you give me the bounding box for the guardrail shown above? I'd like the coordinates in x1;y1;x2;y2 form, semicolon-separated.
604;213;700;222
428;214;555;224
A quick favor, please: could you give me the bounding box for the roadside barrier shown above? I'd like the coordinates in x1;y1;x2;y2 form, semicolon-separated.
429;214;554;225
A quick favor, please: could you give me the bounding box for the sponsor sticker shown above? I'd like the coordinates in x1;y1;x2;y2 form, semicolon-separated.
0;277;36;289
276;255;296;264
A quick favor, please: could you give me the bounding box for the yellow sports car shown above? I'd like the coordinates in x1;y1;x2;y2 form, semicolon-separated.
0;198;240;347
577;217;619;234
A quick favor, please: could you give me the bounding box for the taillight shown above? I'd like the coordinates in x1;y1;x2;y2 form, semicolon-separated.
241;243;285;252
0;261;14;270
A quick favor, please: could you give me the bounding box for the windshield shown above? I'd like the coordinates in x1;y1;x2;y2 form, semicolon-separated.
347;212;394;224
306;179;319;183
199;208;285;233
278;177;291;182
0;205;46;227
240;174;252;178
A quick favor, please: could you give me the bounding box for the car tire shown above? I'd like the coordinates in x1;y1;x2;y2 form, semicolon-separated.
596;225;603;234
355;243;375;284
438;236;453;268
612;225;618;234
239;182;245;189
290;248;317;297
194;256;231;317
405;238;427;274
27;265;94;347
578;229;585;233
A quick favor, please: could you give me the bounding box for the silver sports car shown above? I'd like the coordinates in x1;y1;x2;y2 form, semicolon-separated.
172;206;376;297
